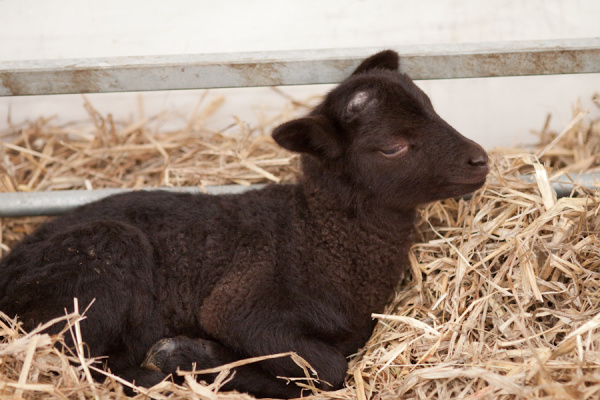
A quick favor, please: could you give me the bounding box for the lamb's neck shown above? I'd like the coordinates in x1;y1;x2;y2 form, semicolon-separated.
300;178;417;241
298;178;413;320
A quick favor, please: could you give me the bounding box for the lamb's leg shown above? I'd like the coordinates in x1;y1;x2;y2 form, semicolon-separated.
141;336;312;399
0;220;165;388
236;329;349;395
189;265;350;397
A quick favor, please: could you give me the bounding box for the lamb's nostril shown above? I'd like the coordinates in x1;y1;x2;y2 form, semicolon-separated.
469;153;488;167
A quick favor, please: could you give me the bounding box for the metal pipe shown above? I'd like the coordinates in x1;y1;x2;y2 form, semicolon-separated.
0;185;265;217
519;172;599;198
2;38;600;96
0;174;597;217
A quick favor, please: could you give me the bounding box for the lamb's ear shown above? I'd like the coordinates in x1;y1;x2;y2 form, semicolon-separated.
352;50;399;76
272;116;342;159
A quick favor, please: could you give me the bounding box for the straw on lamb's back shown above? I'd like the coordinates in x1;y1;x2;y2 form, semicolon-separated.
0;50;488;398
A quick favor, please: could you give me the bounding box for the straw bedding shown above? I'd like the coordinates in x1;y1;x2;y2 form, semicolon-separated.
1;91;599;399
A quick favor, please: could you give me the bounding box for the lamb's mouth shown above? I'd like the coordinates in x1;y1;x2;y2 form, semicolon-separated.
448;166;489;186
448;177;488;186
442;177;488;198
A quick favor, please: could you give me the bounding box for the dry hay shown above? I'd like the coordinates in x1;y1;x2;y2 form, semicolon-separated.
1;91;600;400
0;92;301;194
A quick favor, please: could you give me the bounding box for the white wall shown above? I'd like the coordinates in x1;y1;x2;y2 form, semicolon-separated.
1;0;599;149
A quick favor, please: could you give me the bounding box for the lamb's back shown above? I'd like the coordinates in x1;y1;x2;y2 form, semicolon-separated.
0;185;304;335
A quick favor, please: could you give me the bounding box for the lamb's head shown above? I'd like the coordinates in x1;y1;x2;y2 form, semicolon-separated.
273;50;489;210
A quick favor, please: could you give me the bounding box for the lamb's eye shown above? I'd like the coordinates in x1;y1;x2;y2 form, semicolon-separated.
379;145;408;158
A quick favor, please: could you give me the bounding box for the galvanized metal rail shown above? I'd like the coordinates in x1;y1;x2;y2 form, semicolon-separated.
1;174;597;217
1;38;600;96
0;174;598;217
1;38;599;216
0;185;266;217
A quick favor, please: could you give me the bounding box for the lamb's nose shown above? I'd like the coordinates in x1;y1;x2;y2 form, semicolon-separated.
468;153;488;166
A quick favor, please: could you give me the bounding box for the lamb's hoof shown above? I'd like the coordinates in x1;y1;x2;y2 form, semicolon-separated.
141;338;177;372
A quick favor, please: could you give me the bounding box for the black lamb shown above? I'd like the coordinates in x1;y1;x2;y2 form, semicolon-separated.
0;50;489;398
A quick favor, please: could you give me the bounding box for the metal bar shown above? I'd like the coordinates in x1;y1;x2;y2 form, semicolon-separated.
0;174;597;217
1;38;599;96
0;185;265;217
520;172;599;198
